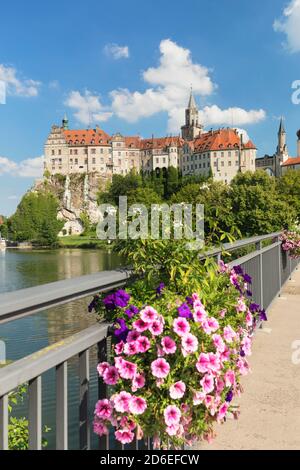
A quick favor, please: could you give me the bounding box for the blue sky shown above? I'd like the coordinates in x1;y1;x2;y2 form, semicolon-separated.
1;0;300;215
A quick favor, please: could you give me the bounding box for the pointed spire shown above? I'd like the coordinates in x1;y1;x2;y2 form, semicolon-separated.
62;112;69;130
278;116;285;134
188;87;197;109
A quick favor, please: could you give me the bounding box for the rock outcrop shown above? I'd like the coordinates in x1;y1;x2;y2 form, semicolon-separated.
33;173;109;235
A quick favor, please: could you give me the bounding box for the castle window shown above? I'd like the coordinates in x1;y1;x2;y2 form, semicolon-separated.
228;161;232;167
100;148;103;154
74;150;78;155
75;159;78;164
91;149;96;155
70;150;73;155
58;150;61;156
92;158;96;164
52;150;55;156
221;161;224;167
91;139;95;144
81;140;85;144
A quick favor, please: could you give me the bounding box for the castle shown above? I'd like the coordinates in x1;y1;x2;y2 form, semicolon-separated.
256;118;300;176
44;90;257;184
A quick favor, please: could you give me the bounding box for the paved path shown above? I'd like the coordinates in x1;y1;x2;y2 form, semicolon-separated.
194;266;300;450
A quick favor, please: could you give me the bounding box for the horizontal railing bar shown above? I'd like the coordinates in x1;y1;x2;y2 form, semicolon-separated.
200;232;281;259
0;269;132;325
0;322;109;396
228;240;281;268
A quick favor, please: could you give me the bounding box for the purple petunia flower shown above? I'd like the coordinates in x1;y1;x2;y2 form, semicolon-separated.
125;305;139;319
240;348;246;357
185;296;193;306
225;390;233;403
103;294;117;310
233;265;244;276
249;303;260;313
177;303;193;319
259;309;267;322
246;290;252;297
243;273;252;284
114;290;131;308
156;283;165;296
88;296;99;313
114;318;129;342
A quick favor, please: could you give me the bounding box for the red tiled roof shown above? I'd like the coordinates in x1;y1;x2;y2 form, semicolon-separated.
281;157;300;167
193;128;256;152
63;128;111;146
140;136;184;150
124;136;141;148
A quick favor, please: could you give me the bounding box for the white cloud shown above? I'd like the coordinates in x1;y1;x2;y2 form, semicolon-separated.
273;0;300;52
167;105;266;133
0;64;41;97
0;156;44;178
65;90;113;126
110;39;265;132
104;43;129;59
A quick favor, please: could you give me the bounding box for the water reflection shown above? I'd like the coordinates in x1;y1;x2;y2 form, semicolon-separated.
0;248;121;449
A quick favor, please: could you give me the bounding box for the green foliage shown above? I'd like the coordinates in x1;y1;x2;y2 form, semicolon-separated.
80;211;92;235
8;386;50;450
277;169;300;222
230;171;296;236
9;191;64;246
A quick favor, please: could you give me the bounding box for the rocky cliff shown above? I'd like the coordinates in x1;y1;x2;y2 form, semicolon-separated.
33;173;110;235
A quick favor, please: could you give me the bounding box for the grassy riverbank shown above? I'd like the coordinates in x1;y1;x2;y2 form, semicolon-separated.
58;235;110;249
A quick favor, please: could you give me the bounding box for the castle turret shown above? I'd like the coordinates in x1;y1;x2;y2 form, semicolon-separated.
277;117;287;157
62;113;69;130
181;89;203;141
297;129;300;158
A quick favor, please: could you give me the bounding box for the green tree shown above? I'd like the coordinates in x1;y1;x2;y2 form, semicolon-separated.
9;191;63;246
277;169;300;221
165;166;180;198
230;171;296;236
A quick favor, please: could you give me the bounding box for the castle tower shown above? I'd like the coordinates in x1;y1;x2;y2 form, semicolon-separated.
297;130;300;158
277;117;288;157
62;113;69;130
181;89;203;141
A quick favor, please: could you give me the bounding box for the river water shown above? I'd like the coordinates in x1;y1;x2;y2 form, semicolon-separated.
0;248;121;449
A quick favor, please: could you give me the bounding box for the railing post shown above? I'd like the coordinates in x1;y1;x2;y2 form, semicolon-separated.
277;236;282;293
79;349;90;450
97;338;109;450
0;394;8;450
256;241;263;308
56;362;68;450
29;376;42;450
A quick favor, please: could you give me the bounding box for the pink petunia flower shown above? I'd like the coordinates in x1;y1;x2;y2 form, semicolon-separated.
166;424;179;436
173;317;190;337
115;429;135;444
212;334;226;353
207;317;219;332
113;391;132;413
237;298;247;313
127;330;140;343
196;353;210;373
207;352;221;372
149;320;164;336
219;309;227;318
124;341;138;356
132;373;145;391
97;362;109;377
128;396;147;415
217;402;229;422
161;336;177;354
133;318;151;332
136;335;151;353
118;360;137;380
164;405;181;426
223;325;237;343
216;377;225;393
140;306;158;323
151;358;170;378
120;416;136;431
115;341;124;355
245;311;253;327
224;369;236;387
181;333;198;354
237;358;250;375
193;306;207;323
114;356;125;370
103;366;119;385
200;373;215;394
169;381;186;399
193;391;206;405
95;399;113;419
192;293;200;302
94;417;109;437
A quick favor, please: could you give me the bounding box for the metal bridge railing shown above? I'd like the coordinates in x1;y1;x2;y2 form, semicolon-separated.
0;233;298;450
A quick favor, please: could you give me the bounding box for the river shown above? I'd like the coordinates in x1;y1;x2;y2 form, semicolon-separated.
0;248;121;449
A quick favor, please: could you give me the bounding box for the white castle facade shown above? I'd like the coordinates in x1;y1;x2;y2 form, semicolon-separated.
44;91;257;184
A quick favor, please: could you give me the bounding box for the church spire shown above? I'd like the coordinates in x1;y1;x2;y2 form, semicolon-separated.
278;116;285;134
188;87;197;109
62;113;69;130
